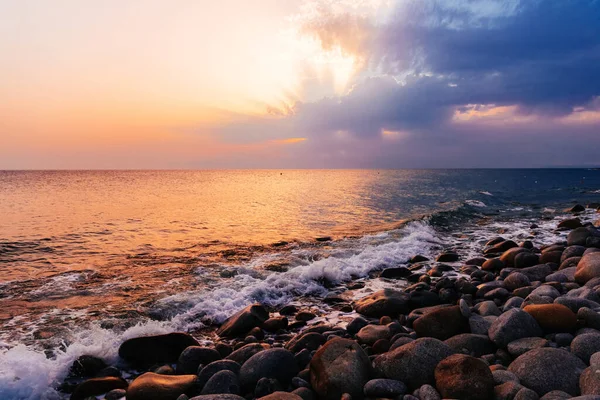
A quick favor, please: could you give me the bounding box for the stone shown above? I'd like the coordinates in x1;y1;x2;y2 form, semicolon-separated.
226;344;267;365
488;308;543;347
515;388;541;400
418;384;441;400
69;355;108;378
507;337;549;357
412;305;468;340
493;370;520;385
118;333;199;367
285;332;326;353
239;349;298;391
571;333;600;364
569;227;600;247
580;366;600;395
254;377;283;398
309;338;372;400
505;272;531;291
201;371;240;395
508;348;587;396
217;304;269;338
198;360;242;388
434;354;494;400
177;347;221;375
279;305;297;315
515;252;541;269
70;377;128;400
520;264;553;282
482;258;505;271
292;388;314;400
105;388;127;400
356;324;390;345
539;391;572;400
459;298;471;317
295;311;316;322
579;308;600;330
444;334;496;357
380;267;411;279
373;337;454;390
189;396;244;400
262;317;288;333
562;246;587;263
495;381;526;400
501;248;531;268
486;240;519;254
523;304;577;332
559;218;583;229
257;392;303;400
346;317;369;335
469;314;492;335
354;289;409;317
576;253;600;284
127;373;201;400
436;252;459;262
475;300;502;316
556;298;600;313
363;379;407;398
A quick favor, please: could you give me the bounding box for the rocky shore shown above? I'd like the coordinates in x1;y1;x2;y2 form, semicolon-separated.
60;204;600;400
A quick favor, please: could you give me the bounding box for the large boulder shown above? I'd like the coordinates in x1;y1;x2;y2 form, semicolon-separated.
576;253;600;284
239;349;298;391
434;354;494;400
309;338;372;400
488;308;543;347
373;337;454;390
508;348;586;396
354;289;409;317
70;377;128;400
523;304;577;333
413;305;469;340
127;373;201;400
217;304;269;338
119;333;199;367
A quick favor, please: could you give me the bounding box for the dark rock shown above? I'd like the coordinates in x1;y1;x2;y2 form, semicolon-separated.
508;348;586;396
469;314;493;335
70;377;128;400
571;333;600;364
285;332;325;354
515;252;541;269
69;355;107;378
215;343;233;358
507;337;549;357
466;257;487;266
226;344;267;365
408;290;441;309
292;387;314;400
486;240;518;255
177;347;221;375
556;297;600;312
372;338;391;354
576;253;600;284
380;267;411;279
119;333;199;368
363;379;407;397
482;258;505;271
568;204;586;213
239;348;298;390
444;333;495;357
562;246;587;263
257;392;303;400
373;337;454;390
434;354;494;400
295;311;316;322
354;289;409;317
262;317;288;333
514;387;540;400
155;365;176;375
488;308;543;347
579;308;600;330
569;227;600;247
105;388;127;400
217;304;269;338
410;255;429;263
436;252;459;262
254;378;283;398
501;248;531;268
127;373;200;400
505;272;531;291
96;366;121;378
309;338;372;400
475;300;502;316
346;317;369;335
279;305;298;315
539;391;572;400
356;325;390;345
521;264;553;282
198;360;241;388
493;370;520;385
418;384;441;400
540;251;563;265
494;381;525;400
189;395;244;400
560;257;582;271
523;304;577;333
413;306;468;340
201;371;240;395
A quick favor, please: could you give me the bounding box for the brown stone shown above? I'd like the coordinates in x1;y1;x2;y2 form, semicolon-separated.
434;354;494;400
523;304;577;332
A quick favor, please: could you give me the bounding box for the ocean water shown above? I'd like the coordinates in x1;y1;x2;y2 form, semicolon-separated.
1;169;599;399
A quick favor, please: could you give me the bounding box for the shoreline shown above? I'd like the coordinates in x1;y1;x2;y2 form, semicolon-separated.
3;202;600;399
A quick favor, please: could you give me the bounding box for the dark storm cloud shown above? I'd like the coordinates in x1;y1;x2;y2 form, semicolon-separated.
297;0;600;136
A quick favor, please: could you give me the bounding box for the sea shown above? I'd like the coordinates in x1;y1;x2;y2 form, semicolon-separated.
1;169;599;399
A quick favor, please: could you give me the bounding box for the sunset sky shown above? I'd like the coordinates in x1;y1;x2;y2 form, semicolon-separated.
1;0;600;168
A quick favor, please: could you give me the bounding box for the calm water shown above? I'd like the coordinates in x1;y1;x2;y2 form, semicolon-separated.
0;169;599;399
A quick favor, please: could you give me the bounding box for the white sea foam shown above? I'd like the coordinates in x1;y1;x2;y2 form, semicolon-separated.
480;191;493;196
465;200;486;207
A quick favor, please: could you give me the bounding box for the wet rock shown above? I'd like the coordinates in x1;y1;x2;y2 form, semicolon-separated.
262;317;288;333
279;305;298;315
310;338;372;400
508;348;586;396
579;308;600;330
70;377;128;400
469;314;493;335
444;333;496;357
254;377;283;398
119;333;199;367
571;333;600;364
346;317;369;335
475;300;502;316
217;304;269;338
501;248;531;268
295;311;316;322
466;257;487;266
556;297;600;313
493;370;520;385
410;255;429;263
363;379;407;397
198;360;241;388
580;366;600;395
285;332;325;353
226;344;267;365
177;347;221;375
523;304;577;332
434;354;494;400
373;337;454;390
488;308;543;347
155;365;176;375
215;343;233;358
69;355;108;378
562;246;587;263
486;240;519;255
201;371;240;395
257;392;303;400
482;258;505;271
354;289;409;317
127;373;200;400
413;305;469;340
356;325;390;345
436;252;459;262
540;251;563;265
559;218;583;230
380;267;411;279
504;272;531;291
576;253;600;284
520;264;553;282
104;388;127;400
239;348;298;391
507;337;550;357
515;252;541;269
570;227;600;247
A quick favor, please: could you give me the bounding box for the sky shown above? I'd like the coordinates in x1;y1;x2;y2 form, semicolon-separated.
1;0;600;169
